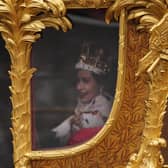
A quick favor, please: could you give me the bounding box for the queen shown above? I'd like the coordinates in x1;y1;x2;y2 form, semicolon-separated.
52;42;113;146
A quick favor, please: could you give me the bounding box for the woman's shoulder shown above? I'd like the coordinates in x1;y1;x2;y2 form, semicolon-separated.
92;93;113;117
92;93;113;110
95;93;113;104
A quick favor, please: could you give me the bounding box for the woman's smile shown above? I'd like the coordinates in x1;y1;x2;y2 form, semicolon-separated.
76;70;99;103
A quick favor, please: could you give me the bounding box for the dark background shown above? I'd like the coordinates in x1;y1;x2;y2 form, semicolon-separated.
0;38;13;167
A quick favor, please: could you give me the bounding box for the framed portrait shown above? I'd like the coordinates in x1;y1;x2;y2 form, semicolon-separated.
0;0;168;168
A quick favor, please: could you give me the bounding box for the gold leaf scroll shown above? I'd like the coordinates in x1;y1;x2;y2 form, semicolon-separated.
105;0;168;167
64;0;115;8
105;0;168;30
127;13;168;168
0;0;71;167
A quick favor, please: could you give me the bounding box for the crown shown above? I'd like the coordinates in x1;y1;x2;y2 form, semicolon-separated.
75;42;110;75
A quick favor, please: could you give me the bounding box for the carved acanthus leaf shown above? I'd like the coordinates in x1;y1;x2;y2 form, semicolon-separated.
0;0;71;167
105;0;134;23
137;13;168;75
0;0;72;49
106;0;168;31
65;0;114;8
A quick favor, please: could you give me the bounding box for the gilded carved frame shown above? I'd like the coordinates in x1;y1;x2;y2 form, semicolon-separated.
0;0;168;168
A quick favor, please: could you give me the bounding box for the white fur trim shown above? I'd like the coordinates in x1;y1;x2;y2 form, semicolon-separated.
51;115;73;138
75;61;105;75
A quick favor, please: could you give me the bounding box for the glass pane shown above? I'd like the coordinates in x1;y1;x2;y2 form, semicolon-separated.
32;9;119;149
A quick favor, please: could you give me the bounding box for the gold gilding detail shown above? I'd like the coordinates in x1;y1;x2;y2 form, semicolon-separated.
127;13;168;168
0;0;71;167
64;0;115;8
105;0;168;29
105;1;168;167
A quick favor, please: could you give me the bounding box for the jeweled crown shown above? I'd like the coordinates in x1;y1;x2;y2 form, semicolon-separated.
75;42;110;75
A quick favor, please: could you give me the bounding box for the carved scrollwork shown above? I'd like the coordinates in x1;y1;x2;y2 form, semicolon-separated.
105;1;168;168
65;0;114;8
74;0;103;8
127;13;168;168
0;0;71;167
105;0;168;30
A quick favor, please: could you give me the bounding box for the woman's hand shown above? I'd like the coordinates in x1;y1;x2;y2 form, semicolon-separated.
71;113;82;129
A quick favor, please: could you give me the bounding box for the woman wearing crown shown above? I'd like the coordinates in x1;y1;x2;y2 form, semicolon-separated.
52;42;113;146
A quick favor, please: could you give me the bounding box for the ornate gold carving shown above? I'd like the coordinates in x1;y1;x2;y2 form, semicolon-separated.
105;1;168;167
137;13;168;75
64;0;114;8
127;13;168;168
0;0;71;167
105;0;168;30
105;0;134;23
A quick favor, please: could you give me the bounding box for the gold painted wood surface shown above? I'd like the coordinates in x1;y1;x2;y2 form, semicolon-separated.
64;0;114;8
126;13;168;168
0;0;71;167
106;0;168;167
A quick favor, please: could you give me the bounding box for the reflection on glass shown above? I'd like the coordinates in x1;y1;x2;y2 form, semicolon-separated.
32;12;118;149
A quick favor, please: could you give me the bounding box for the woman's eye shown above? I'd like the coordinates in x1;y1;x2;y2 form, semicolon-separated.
82;78;90;83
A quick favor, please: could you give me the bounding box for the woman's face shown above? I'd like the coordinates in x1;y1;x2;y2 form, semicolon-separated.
76;70;99;103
